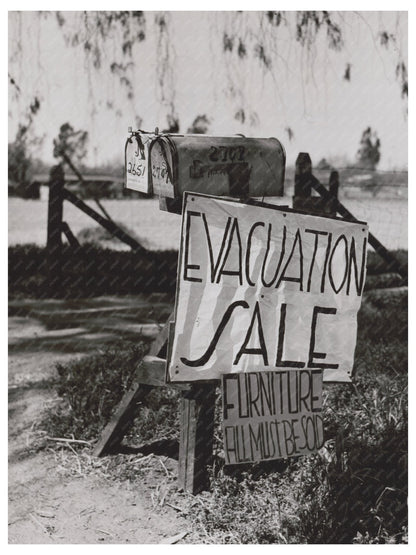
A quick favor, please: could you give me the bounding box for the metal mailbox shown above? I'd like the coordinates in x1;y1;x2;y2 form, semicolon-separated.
148;135;285;200
124;131;155;194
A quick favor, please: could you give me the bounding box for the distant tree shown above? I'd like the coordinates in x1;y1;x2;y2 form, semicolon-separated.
53;123;88;166
8;131;32;187
356;127;381;170
8;96;41;197
162;114;180;134
317;157;333;170
187;114;211;134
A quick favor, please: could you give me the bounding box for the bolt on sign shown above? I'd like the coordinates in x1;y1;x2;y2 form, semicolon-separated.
222;370;324;464
168;192;369;383
124;131;154;194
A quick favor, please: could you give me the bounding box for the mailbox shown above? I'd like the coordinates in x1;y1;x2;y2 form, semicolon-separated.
149;134;285;200
124;130;155;194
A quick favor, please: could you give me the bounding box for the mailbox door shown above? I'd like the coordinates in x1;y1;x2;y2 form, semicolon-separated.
124;133;154;194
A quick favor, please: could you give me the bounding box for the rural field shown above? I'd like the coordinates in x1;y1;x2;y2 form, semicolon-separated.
8;188;408;252
8;8;408;545
8;183;408;544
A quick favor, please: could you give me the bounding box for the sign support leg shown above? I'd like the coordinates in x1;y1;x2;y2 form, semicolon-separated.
178;383;217;494
93;312;174;457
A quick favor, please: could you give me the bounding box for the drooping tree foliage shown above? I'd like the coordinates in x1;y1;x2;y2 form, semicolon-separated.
8;96;41;194
8;11;407;141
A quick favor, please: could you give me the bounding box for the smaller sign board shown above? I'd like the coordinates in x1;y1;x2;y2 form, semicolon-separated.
124;133;153;194
222;369;324;464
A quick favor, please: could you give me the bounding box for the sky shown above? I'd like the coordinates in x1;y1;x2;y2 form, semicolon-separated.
8;9;408;170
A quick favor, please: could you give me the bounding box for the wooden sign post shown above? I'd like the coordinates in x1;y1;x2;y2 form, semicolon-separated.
93;140;384;493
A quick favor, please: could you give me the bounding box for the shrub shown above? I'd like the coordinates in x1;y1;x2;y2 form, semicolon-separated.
41;340;181;446
8;244;178;298
43;341;147;441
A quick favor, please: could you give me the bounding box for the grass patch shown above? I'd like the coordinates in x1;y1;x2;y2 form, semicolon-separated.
37;278;407;544
40;339;181;448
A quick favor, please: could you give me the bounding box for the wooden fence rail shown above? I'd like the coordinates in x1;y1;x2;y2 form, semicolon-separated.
294;153;407;281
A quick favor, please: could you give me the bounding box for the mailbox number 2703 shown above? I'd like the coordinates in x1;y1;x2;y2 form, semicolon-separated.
209;145;246;163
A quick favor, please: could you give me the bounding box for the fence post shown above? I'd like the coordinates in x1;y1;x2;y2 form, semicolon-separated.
293;153;313;214
178;383;217;494
294;152;313;198
328;170;339;216
47;164;65;296
293;153;338;217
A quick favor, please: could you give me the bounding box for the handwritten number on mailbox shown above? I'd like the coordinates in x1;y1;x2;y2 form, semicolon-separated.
127;162;146;177
209;145;246;163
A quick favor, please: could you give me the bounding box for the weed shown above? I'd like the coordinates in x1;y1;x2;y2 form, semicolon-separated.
35;261;407;544
41;340;147;441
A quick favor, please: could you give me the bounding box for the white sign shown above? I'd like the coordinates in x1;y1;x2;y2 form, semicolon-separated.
168;193;368;383
222;369;324;464
125;134;152;193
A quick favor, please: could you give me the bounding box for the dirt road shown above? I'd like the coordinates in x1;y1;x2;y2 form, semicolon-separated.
8;296;192;544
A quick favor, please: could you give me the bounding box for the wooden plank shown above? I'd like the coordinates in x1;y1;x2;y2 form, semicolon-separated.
136;355;167;387
294;152;312;197
92;383;152;456
136;355;189;390
178;383;217;494
327;170;339;217
63;188;147;254
46;165;65;296
93;311;174;457
61;221;80;247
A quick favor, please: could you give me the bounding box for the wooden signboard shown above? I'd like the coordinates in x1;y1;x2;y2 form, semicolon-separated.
222;369;324;464
168;192;369;383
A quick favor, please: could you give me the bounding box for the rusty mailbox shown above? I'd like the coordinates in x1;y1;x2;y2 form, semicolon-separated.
150;134;285;199
125;131;286;209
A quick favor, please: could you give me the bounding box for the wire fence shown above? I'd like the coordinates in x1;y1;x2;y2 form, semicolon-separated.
8;167;408;253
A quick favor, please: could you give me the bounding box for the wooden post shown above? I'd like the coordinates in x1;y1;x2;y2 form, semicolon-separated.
293;153;337;217
46;164;65;296
293;153;314;214
328;170;339;216
178;383;217;495
294;152;313;198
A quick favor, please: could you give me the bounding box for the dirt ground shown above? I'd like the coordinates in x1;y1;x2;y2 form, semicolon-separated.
8;296;193;544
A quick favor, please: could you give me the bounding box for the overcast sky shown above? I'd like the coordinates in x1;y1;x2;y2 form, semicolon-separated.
8;10;408;169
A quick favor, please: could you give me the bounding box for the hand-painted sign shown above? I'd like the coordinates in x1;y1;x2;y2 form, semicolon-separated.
124;133;153;194
222;369;324;464
168;193;368;383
